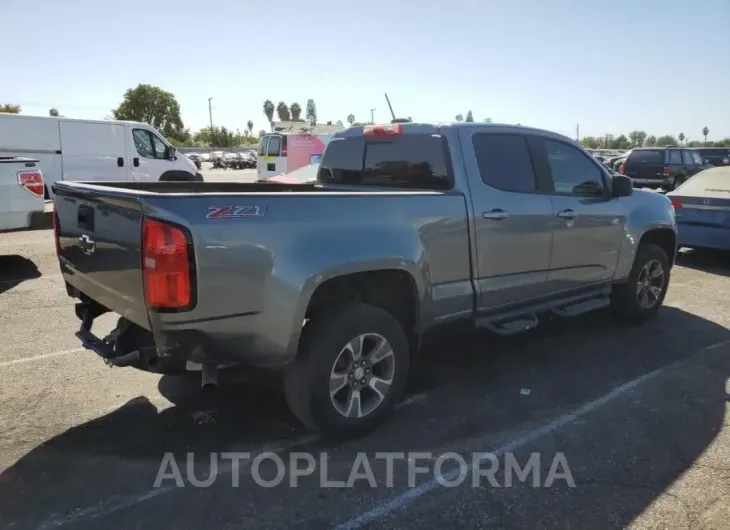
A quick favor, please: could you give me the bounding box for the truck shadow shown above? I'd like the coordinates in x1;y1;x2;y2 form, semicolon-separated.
676;248;730;277
1;306;728;529
0;255;41;295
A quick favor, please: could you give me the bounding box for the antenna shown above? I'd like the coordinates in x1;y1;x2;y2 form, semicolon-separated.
384;93;396;121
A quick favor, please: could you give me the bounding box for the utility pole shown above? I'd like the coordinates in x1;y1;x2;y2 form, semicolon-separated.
208;97;214;132
369;108;376;124
576;123;580;142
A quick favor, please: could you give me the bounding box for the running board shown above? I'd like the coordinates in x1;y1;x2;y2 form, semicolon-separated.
552;296;610;317
476;314;539;336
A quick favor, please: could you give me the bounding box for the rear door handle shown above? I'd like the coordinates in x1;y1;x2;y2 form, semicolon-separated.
557;209;576;219
117;157;124;167
483;209;508;221
133;157;140;167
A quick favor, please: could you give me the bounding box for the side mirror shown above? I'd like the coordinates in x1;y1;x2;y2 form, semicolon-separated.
166;145;177;160
612;174;633;197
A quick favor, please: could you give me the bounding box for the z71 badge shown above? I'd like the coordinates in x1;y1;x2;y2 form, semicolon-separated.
205;205;267;219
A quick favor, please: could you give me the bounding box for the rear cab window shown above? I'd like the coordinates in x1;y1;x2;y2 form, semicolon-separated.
258;136;270;156
318;132;453;190
258;134;286;157
627;149;665;165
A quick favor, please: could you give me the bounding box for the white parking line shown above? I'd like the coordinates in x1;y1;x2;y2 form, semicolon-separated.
333;340;730;529
0;348;83;368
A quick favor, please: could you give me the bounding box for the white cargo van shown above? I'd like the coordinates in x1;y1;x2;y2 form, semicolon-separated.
0;114;202;198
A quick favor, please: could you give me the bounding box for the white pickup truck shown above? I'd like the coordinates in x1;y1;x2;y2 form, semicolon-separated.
0;157;46;233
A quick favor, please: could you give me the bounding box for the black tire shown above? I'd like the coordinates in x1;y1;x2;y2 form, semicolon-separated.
671;175;687;190
283;302;410;439
610;243;670;323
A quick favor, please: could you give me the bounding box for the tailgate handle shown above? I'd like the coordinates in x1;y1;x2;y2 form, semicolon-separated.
78;205;95;231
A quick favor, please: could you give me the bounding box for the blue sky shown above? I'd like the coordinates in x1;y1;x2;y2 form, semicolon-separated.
3;0;729;141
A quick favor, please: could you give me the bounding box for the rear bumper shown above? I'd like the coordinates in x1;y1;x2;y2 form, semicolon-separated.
630;177;672;188
0;208;47;233
677;223;730;251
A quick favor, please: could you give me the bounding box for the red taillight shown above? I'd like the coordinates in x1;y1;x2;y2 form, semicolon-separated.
670;199;683;209
662;166;671;176
618;164;625;174
280;136;288;156
363;124;403;137
142;218;192;309
17;170;44;197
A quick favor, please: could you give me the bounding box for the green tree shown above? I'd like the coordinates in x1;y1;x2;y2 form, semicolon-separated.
290;102;302;121
263;100;275;123
610;134;630;149
347;114;355;125
246;120;253;135
678;132;685;145
305;99;317;125
656;135;678;146
702;126;709;145
336;120;344;127
645;135;657;146
455;114;464;122
628;130;647;147
258;129;267;138
276;101;290;121
0;104;21;113
465;111;474;122
49;107;60;117
112;84;186;142
580;136;600;149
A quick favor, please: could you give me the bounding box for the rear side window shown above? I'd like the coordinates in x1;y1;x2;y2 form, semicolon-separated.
267;135;282;157
318;134;452;190
472;133;536;193
628;150;664;164
258;136;269;156
668;150;682;164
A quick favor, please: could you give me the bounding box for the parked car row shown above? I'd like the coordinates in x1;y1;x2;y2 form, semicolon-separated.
208;150;257;170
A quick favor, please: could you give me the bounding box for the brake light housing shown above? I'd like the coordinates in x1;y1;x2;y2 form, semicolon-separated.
662;166;671;176
618;164;625;174
670;199;682;209
17;170;44;197
142;218;195;311
363;123;403;137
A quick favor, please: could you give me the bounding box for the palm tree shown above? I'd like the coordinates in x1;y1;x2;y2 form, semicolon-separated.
347;114;355;125
290;102;302;121
678;132;685;145
263;100;275;123
246;120;253;135
276;101;290;121
702;126;709;145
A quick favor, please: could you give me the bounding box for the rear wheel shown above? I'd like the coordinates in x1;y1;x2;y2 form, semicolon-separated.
610;243;670;323
283;302;410;439
671;175;687;190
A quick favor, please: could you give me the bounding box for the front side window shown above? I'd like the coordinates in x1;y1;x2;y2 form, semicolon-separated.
151;134;168;159
544;139;605;196
133;129;154;158
472;133;537;193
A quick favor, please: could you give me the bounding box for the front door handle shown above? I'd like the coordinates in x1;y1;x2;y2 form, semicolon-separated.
483;209;508;221
117;157;124;167
557;209;576;219
133;157;140;167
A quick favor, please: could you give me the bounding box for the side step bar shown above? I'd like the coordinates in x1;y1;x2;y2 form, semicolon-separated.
475;290;611;336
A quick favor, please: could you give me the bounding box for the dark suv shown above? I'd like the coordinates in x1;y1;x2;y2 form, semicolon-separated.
619;147;710;191
695;147;730;167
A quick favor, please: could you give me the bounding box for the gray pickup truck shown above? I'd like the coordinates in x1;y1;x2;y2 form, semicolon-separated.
52;123;677;438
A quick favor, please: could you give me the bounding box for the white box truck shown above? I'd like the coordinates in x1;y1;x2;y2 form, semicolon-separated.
0;114;202;198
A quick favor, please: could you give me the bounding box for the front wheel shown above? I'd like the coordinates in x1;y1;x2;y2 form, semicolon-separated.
283;303;410;439
610;243;670;323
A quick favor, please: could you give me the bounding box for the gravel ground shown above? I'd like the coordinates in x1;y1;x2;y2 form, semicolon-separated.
1;227;729;530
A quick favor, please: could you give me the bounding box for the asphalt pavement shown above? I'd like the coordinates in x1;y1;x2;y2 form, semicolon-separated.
1;226;729;529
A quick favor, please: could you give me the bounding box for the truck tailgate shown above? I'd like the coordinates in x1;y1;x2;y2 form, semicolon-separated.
54;185;150;329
